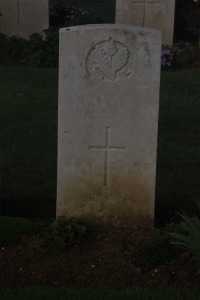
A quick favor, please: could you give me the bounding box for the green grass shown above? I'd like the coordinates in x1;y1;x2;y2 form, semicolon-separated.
0;287;200;300
1;67;200;222
156;69;200;224
0;66;58;217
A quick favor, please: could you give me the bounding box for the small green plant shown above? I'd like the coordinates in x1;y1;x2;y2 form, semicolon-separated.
133;230;175;270
20;30;59;67
168;203;200;266
172;43;198;66
0;34;28;58
0;216;38;247
0;33;7;50
162;43;200;68
0;29;59;68
43;217;87;250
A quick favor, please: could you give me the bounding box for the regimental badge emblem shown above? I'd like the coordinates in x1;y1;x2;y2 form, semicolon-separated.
86;37;132;85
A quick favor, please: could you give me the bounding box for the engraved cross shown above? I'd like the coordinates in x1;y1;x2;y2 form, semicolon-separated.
89;127;126;186
132;0;160;26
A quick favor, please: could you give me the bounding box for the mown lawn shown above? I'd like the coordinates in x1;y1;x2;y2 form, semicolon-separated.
0;66;58;217
156;69;200;223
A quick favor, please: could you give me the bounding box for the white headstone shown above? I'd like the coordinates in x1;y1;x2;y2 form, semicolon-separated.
0;0;49;39
116;0;175;45
57;24;161;227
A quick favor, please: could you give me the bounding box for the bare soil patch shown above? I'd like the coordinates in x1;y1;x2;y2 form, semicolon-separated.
0;224;199;289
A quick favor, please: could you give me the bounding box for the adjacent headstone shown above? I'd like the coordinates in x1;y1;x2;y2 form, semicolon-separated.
57;24;161;227
0;0;49;39
115;0;175;45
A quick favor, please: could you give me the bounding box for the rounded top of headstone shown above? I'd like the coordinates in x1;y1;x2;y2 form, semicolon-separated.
59;23;161;37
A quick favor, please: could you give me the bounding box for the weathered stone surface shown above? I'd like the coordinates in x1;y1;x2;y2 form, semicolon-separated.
57;24;161;227
0;0;49;39
116;0;175;45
